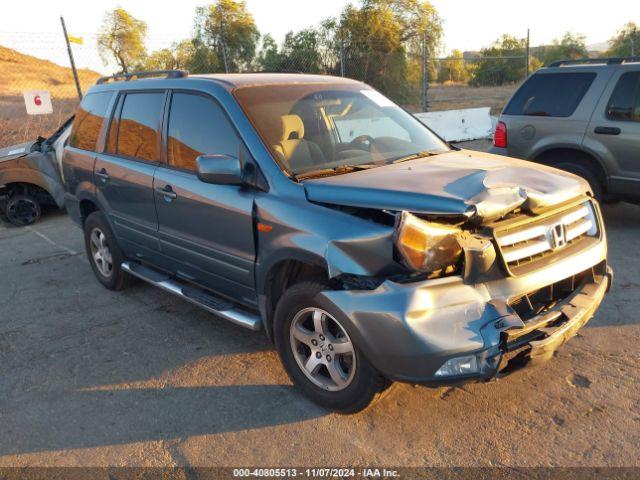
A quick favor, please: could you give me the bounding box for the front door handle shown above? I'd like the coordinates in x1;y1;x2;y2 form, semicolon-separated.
594;126;621;135
156;185;178;200
95;168;110;181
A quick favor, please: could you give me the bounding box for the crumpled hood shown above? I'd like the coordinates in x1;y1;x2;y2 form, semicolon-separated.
0;141;35;163
303;150;591;221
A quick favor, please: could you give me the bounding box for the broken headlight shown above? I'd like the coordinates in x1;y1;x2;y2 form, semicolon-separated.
394;212;463;274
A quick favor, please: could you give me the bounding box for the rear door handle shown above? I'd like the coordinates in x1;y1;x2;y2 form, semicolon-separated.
594;126;621;135
95;168;110;181
156;184;178;200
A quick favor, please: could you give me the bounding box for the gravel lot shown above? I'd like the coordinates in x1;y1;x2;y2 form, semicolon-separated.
0;147;639;468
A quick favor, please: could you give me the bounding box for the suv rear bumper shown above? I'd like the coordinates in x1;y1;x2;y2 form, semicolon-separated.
319;237;610;385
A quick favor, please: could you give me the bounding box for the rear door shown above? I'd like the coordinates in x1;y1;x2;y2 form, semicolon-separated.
585;69;640;193
154;91;257;306
94;90;166;258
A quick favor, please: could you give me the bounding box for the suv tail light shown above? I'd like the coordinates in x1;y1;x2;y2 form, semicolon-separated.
494;121;507;148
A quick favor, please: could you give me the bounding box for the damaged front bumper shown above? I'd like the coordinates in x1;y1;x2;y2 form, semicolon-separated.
319;236;611;386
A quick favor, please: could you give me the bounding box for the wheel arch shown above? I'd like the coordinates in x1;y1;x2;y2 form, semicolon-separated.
534;147;609;193
259;256;331;342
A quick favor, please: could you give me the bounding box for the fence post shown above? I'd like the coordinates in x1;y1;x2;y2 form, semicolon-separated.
220;18;229;73
525;28;530;78
339;34;345;77
60;16;83;100
421;32;429;112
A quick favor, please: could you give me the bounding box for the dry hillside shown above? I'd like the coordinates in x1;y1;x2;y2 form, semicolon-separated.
0;45;101;97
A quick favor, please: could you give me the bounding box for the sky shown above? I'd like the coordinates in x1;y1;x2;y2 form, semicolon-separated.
0;0;637;73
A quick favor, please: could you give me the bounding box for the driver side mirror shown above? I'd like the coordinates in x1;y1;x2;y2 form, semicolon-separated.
196;154;243;185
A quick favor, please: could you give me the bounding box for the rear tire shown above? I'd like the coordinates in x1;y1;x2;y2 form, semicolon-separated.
83;211;132;291
274;281;390;414
5;194;41;226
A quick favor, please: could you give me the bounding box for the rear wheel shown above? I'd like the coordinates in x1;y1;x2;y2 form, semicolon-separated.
83;211;132;291
274;281;390;413
5;194;41;226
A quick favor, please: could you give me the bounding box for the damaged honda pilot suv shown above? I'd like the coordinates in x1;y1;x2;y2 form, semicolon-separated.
63;71;612;413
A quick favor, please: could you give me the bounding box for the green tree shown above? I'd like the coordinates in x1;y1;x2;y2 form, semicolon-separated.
193;0;260;72
437;49;469;83
145;40;198;71
539;32;588;65
327;0;442;103
471;34;529;86
256;34;283;71
607;22;639;57
97;8;148;74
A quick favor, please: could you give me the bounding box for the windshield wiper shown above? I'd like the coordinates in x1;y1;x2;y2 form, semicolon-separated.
294;164;376;181
390;151;435;164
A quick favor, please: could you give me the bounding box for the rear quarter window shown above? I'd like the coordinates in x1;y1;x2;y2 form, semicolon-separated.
504;72;596;117
69;92;113;151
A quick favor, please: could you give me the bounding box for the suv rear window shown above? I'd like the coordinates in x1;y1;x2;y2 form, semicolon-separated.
69;92;113;151
504;72;596;117
607;71;640;122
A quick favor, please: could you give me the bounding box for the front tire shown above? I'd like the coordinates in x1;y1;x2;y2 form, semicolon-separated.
274;281;390;413
83;211;132;291
5;194;41;226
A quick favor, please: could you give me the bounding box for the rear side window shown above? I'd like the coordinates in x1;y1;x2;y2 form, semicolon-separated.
504;72;596;117
116;92;164;161
167;92;241;171
607;71;640;122
69;92;113;151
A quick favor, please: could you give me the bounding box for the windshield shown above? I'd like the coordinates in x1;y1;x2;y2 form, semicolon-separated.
233;83;449;177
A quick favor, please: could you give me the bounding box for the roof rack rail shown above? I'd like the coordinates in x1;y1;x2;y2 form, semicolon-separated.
549;57;640;67
96;70;188;85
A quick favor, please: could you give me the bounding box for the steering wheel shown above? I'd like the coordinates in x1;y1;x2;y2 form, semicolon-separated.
349;134;374;151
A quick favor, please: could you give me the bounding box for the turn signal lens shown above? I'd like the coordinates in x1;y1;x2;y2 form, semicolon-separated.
394;212;463;273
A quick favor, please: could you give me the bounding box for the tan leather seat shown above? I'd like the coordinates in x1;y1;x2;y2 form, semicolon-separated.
273;114;326;171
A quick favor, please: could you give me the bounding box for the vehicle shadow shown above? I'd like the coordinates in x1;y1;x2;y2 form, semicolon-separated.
1;383;326;456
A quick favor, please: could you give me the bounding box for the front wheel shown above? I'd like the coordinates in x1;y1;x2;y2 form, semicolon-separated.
5;194;41;226
274;281;390;413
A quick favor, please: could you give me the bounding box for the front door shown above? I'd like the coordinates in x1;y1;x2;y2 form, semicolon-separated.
94;91;166;257
154;91;257;306
585;69;640;194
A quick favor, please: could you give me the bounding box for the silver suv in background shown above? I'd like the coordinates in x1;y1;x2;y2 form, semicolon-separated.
492;57;640;202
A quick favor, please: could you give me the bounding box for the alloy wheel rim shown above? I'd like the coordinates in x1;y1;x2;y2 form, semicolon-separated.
289;307;356;392
7;198;39;225
89;228;113;278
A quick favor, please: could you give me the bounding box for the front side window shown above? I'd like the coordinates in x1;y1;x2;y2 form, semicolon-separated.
69;92;113;151
607;71;640;122
115;92;164;161
167;93;241;171
504;72;596;117
234;84;449;177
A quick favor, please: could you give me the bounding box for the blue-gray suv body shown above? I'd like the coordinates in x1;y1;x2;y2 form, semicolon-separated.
63;71;612;412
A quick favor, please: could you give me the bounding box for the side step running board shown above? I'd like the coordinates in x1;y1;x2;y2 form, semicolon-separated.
121;261;262;331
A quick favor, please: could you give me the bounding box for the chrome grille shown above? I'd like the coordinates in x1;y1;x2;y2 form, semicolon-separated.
494;201;599;274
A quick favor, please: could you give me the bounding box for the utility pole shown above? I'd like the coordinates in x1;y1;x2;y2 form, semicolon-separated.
60;16;83;100
422;31;429;112
525;28;530;78
220;18;229;73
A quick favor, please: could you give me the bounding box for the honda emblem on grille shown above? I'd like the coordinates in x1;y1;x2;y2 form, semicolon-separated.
549;223;567;250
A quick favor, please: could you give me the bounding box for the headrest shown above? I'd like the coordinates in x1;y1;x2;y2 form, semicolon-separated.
280;114;305;141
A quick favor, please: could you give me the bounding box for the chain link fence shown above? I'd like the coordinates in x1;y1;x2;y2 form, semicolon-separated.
0;30;529;149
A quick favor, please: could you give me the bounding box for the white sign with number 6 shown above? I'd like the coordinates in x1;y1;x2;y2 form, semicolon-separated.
23;90;53;115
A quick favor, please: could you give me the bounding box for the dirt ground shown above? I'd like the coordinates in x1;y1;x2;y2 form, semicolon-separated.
0;142;638;469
